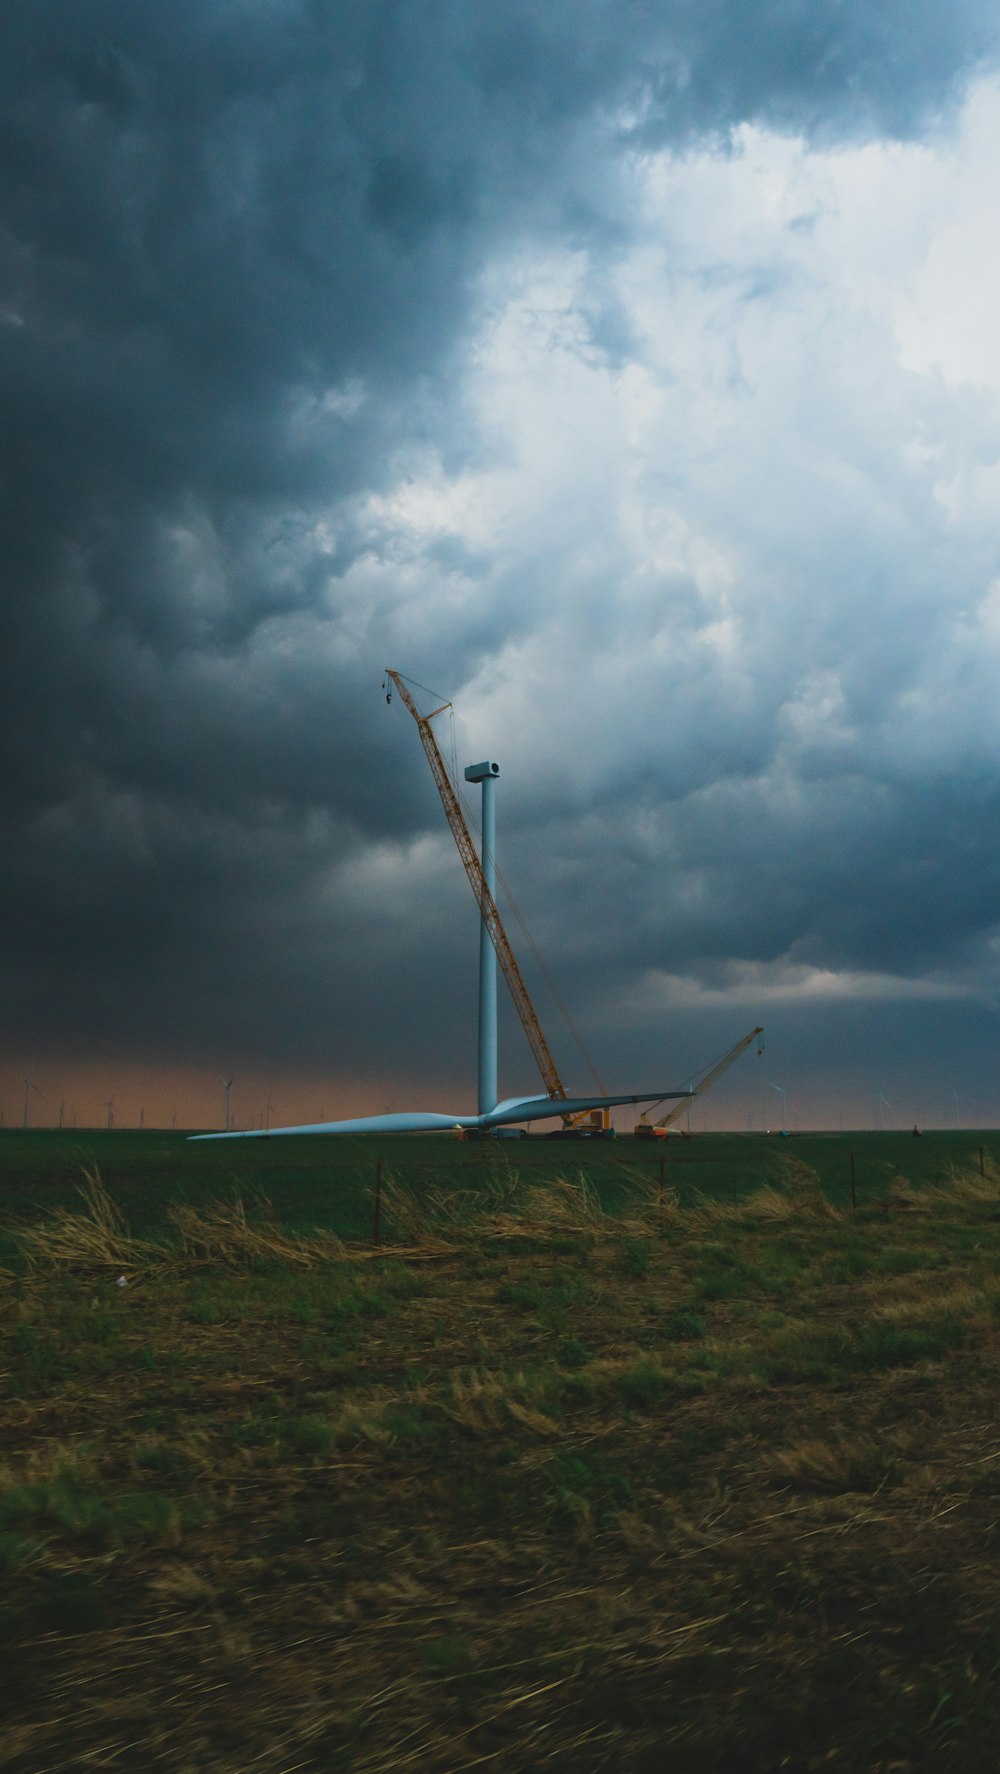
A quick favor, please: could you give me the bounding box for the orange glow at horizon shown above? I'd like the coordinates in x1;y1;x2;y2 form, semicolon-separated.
0;1057;473;1133
0;1054;971;1135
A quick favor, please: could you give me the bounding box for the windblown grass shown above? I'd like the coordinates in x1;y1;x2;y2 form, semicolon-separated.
14;1168;166;1274
168;1193;347;1266
4;1154;1000;1769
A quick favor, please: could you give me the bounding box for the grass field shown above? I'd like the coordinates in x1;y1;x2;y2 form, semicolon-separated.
1;1125;992;1255
3;1130;1000;1770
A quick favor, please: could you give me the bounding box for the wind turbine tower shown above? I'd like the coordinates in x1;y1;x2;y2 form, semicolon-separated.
464;761;500;1116
220;1076;235;1133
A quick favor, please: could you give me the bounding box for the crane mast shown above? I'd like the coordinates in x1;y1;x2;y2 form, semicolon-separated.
385;670;568;1106
636;1026;764;1136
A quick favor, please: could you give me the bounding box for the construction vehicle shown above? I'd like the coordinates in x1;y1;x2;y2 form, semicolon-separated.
385;670;612;1131
634;1026;764;1136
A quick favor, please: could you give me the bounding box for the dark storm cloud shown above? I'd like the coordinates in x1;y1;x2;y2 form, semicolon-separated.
632;0;999;141
507;768;1000;987
2;0;998;1093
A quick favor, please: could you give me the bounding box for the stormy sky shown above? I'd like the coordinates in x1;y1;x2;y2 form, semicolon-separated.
4;1;1000;1131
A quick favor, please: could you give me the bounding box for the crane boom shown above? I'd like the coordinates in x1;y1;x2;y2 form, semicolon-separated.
386;670;568;1103
637;1026;764;1134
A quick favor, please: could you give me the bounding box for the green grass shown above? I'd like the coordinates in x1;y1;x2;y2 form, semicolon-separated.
0;1124;994;1254
2;1132;1000;1769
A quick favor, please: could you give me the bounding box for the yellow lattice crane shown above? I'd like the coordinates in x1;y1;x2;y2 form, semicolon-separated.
385;669;573;1115
635;1026;764;1136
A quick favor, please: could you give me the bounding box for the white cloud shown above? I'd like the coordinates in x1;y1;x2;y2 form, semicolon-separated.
321;78;1000;1040
632;960;968;1013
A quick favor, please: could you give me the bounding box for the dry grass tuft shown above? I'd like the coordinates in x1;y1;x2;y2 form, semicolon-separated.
940;1167;1000;1205
693;1159;840;1227
889;1169;1000;1213
490;1176;611;1238
871;1282;988;1324
375;1171;427;1241
15;1169;165;1274
167;1195;347;1267
754;1158;841;1219
374;1173;461;1254
738;1183;835;1222
0;1439;95;1492
146;1562;218;1606
13;1170;458;1276
768;1431;905;1494
445;1369;562;1436
380;1170;619;1246
887;1174;925;1210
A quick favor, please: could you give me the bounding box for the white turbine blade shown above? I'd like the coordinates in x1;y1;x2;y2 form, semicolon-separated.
484;1090;690;1127
190;1110;482;1141
189;1089;693;1142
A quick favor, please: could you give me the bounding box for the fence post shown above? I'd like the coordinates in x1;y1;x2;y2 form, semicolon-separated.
373;1158;382;1246
850;1151;857;1211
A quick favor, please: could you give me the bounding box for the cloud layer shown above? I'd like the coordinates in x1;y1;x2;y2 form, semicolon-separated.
3;3;1000;1125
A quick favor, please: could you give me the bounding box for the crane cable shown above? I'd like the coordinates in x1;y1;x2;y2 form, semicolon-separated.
642;1031;764;1117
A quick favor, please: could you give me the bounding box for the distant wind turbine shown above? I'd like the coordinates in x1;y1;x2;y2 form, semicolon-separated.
220;1076;235;1134
22;1064;39;1130
264;1090;276;1132
770;1083;788;1134
875;1092;894;1131
104;1095;117;1131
